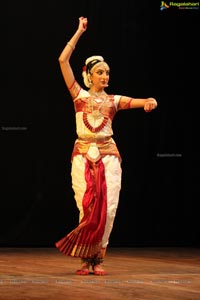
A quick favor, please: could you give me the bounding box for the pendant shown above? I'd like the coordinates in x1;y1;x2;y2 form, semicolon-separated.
91;109;102;120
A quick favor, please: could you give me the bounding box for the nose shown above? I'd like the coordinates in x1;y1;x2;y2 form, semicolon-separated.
103;71;109;78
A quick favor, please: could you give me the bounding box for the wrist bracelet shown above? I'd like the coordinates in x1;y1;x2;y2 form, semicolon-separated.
67;42;75;51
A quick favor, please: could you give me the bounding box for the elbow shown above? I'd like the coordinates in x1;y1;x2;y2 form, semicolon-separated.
58;52;69;63
58;56;70;68
58;55;65;63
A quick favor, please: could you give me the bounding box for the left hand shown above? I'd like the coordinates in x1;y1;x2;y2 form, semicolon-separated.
144;97;158;112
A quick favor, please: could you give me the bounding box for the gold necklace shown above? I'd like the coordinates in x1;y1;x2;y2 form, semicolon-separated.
83;92;108;133
88;90;106;97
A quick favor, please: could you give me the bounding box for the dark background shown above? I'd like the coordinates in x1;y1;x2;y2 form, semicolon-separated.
1;1;199;247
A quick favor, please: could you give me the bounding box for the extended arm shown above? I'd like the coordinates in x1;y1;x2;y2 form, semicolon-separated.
120;96;158;112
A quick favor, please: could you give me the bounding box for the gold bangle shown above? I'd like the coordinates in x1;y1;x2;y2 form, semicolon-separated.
67;42;75;51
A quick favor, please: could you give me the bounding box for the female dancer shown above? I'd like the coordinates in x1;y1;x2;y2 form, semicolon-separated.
55;16;157;275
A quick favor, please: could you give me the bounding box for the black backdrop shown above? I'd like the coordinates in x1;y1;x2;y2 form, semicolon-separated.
1;1;199;247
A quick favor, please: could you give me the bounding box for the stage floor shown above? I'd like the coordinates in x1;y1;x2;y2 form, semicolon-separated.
0;247;199;300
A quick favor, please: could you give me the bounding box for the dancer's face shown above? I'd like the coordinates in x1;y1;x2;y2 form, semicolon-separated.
90;62;110;89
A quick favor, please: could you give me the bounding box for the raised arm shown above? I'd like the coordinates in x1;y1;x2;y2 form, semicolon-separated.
58;17;88;90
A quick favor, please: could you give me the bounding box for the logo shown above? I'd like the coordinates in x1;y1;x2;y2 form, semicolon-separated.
160;1;199;10
160;2;170;10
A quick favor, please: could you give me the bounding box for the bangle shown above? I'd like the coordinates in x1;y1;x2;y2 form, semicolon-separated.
67;42;75;51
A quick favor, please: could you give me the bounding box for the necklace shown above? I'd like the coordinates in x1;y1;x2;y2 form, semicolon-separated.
88;89;106;97
83;91;108;133
83;113;108;133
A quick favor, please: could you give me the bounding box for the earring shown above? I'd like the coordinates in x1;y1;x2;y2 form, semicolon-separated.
87;74;92;86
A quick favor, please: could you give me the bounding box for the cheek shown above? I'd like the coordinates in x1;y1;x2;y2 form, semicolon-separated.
92;75;99;82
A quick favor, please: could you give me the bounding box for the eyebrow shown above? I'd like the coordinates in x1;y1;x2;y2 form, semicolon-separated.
95;67;110;72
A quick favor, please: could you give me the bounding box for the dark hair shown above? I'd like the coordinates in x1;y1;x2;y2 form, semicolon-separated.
86;59;102;74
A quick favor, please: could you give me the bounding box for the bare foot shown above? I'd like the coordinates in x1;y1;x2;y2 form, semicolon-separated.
76;261;90;275
93;264;106;275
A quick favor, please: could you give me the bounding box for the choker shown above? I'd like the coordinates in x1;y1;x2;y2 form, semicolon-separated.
88;90;107;97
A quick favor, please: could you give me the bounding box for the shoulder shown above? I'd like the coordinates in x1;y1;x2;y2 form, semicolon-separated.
113;95;122;108
105;94;122;110
74;88;90;100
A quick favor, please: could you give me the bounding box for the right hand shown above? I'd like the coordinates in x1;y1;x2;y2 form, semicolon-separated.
78;16;88;32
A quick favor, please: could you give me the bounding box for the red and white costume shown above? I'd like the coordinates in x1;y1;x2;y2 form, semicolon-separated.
56;81;133;259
